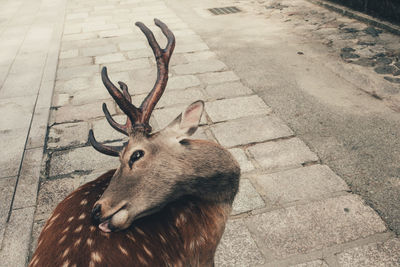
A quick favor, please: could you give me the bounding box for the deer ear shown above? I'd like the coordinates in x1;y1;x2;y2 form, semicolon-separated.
166;100;204;140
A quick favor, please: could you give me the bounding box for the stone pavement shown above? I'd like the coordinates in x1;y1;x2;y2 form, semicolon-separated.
0;0;399;266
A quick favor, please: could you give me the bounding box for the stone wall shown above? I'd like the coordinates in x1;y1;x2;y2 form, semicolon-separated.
327;0;400;25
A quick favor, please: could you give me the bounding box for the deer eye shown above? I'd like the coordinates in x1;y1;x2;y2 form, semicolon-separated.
129;150;144;168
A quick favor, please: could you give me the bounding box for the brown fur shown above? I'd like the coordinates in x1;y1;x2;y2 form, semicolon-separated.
30;169;230;267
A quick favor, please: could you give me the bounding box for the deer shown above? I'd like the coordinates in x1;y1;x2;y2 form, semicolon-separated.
29;19;240;267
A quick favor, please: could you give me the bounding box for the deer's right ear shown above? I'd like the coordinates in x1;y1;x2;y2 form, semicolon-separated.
166;100;204;140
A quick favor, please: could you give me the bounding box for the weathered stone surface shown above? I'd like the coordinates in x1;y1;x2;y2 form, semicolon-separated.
228;148;254;173
184;51;217;62
56;64;99;80
153;104;208;129
206;95;270;122
157;88;205;108
253;165;349;205
0;207;35;267
173;59;227;75
246;195;386;259
55;77;91;94
54;100;116;123
100;58;151;72
205;82;253;99
197;71;239;84
0;95;36;131
211;116;293;147
232;178;265;215
174;42;209;53
291;260;329;267
49;146;120;177
26;107;51;150
48;122;90;149
91;116;128;142
0;129;28;177
166;75;201;90
337;238;400;266
94;53;125;64
59;56;93;68
30;220;45;254
81;44;117;57
0;177;17;245
60;49;78;59
248;138;318;171
12;148;43;209
118;41;147;51
0;71;42;98
35;178;76;220
215;219;265;267
68;87;111;105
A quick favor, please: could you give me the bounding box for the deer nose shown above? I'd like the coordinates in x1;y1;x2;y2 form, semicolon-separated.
91;203;102;224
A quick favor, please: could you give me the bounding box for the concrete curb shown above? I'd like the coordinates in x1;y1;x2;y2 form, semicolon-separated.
308;0;400;35
0;0;67;265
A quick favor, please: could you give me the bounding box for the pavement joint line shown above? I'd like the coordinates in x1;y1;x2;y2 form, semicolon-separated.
6;47;49;223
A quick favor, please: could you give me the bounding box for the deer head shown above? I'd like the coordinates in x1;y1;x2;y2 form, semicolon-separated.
89;19;240;233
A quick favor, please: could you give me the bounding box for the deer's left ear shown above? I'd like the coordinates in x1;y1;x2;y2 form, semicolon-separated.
165;100;204;140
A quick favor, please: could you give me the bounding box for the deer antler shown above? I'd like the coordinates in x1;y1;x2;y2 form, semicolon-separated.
88;19;175;156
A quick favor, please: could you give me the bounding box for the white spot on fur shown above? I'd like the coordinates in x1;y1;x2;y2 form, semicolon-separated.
118;244;128;255
78;213;86;220
91;251;102;262
89;225;96;232
80;199;88;205
127;233;135;242
58;235;67;244
62;226;70;234
143;244;153;258
30;256;39;266
50;213;60;223
61;259;70;267
159;234;166;244
62;248;70;258
74;238;82;247
67;216;74;222
87;238;94;247
137;254;147;265
136;227;145;236
84;191;90;195
74;225;83;233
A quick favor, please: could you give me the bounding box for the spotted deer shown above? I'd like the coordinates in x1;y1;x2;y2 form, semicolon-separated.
29;19;240;267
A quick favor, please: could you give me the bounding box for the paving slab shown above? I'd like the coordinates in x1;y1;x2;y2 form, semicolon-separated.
205;82;253;99
0;207;35;267
197;71;240;85
0;129;29;178
0;176;17;246
53;100;116;123
34;177;76;221
215;219;265;267
211;115;293;147
336;238;400;267
166;75;201;90
49;146;120;177
291;260;329;267
228;148;255;173
252;165;349;205
206;95;271;122
248;138;319;171
12;148;43;209
246;195;387;259
172;59;227;75
91;116;128;143
47;122;90;149
0;96;36;131
232;178;265;215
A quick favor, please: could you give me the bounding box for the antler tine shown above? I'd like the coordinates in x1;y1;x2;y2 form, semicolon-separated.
101;67;140;126
135;19;176;127
88;130;123;157
102;81;133;136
